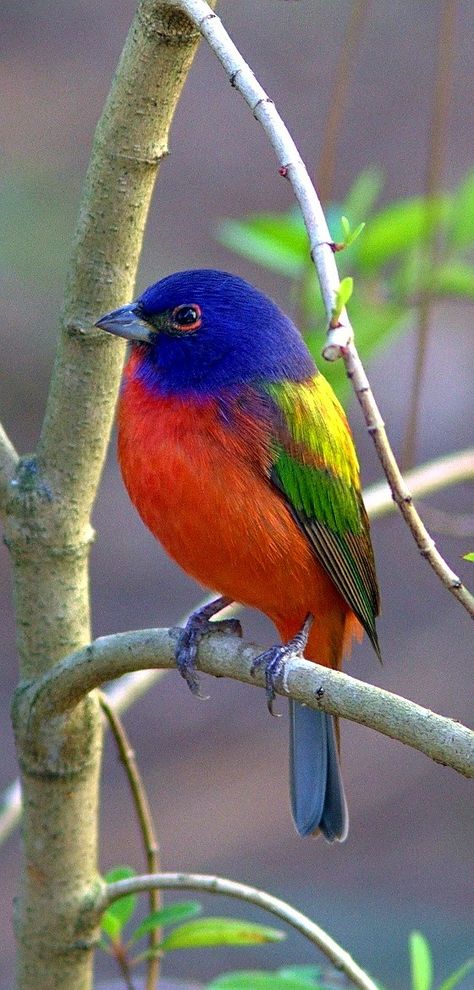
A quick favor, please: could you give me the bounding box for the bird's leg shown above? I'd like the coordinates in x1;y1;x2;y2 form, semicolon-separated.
250;613;314;716
176;595;242;698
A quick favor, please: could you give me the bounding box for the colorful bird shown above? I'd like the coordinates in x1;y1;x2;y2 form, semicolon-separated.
96;269;380;842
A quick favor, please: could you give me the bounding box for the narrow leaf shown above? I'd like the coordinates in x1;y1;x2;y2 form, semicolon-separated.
129;901;202;943
101;867;137;937
208;973;317;990
437;958;474;990
346;220;365;247
332;276;353;319
341;215;351;240
448;170;474;248
160;917;285;952
463;552;474;562
410;931;433;990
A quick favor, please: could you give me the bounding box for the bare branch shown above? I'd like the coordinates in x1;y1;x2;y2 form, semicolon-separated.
0;422;18;518
99;871;379;990
98;693;161;990
174;0;474;619
14;628;473;778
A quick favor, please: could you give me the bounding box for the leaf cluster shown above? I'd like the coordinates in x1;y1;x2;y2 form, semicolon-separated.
217;169;474;403
100;867;284;979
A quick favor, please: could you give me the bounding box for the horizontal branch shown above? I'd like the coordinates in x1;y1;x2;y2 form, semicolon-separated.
175;0;474;620
98;871;379;990
0;422;18;519
14;627;473;778
2;451;472;846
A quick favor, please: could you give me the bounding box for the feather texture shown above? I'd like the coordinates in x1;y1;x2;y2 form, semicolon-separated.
264;375;380;656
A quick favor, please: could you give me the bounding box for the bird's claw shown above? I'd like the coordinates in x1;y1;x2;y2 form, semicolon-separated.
251;645;288;716
176;604;242;700
250;614;313;716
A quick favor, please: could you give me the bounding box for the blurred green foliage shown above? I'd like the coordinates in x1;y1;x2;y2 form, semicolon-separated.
207;933;473;990
217;169;474;404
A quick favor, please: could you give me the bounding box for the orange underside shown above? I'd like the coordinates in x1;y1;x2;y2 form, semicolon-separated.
118;364;363;669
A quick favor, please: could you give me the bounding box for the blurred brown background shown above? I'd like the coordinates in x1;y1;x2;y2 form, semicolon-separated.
1;1;473;987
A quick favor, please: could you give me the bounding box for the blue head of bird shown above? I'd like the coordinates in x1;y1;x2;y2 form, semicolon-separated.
96;269;315;396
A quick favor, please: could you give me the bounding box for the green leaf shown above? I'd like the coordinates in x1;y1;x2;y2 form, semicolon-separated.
448;170;474;248
410;931;433;990
101;867;137;940
342;167;384;224
307;297;408;404
341;215;351;240
331;277;353;322
357;197;450;271
346;221;366;247
208;972;317;990
129;901;202;943
160;917;285;952
217;213;308;275
437;958;474;990
431;262;474;300
463;552;474;562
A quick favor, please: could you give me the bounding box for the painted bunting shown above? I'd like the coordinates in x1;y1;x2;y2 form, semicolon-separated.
96;269;380;842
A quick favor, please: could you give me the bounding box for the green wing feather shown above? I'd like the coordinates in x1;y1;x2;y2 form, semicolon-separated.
264;375;381;657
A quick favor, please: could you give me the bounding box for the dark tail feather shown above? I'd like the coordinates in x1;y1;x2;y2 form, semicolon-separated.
289;701;348;842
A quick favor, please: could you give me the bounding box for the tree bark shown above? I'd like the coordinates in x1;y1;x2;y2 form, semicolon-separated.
6;3;211;988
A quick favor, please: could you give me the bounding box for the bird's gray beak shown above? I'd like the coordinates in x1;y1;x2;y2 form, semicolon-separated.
95;303;152;343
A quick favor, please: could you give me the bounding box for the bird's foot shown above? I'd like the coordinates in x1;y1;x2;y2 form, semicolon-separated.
250;613;313;715
176;596;241;698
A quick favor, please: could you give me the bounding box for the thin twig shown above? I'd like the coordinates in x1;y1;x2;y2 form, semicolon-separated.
98;692;161;990
0;422;18;518
99;871;379;990
15;627;474;778
174;0;474;619
401;0;456;469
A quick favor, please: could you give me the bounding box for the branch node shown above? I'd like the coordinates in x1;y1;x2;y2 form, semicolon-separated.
252;96;274;116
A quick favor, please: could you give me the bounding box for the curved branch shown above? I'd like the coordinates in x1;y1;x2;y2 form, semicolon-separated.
14;627;473;778
174;0;474;620
0;422;18;519
99;871;379;990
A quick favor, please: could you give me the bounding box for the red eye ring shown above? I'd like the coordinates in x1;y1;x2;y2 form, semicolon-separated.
170;303;202;333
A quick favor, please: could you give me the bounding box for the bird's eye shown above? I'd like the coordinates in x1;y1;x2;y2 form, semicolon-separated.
170;304;202;333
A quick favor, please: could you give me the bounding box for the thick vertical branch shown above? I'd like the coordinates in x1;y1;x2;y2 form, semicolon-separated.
6;4;211;989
